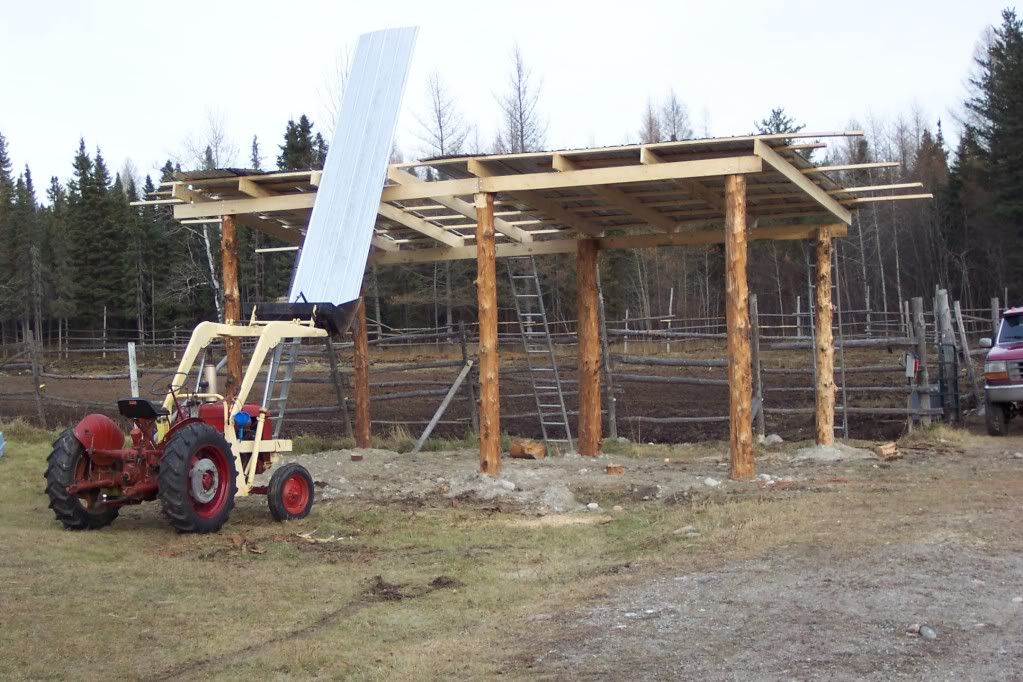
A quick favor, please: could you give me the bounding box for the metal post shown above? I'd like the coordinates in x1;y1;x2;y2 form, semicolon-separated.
127;342;139;396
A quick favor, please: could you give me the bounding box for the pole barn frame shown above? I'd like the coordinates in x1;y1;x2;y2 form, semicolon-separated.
140;132;934;478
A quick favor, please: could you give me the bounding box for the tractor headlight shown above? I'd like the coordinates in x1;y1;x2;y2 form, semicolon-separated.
985;361;1009;380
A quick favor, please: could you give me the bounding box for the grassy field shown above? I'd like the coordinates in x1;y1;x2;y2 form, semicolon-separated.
2;419;1019;680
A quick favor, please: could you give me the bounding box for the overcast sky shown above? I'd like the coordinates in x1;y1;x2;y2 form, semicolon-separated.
0;0;1011;190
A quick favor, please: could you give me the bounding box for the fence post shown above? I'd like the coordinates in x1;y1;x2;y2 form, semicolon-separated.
911;297;931;426
597;270;618;440
991;297;1001;340
935;290;959;422
27;330;45;426
102;305;108;359
749;294;766;439
127;342;139;396
953;300;983;409
460;321;479;434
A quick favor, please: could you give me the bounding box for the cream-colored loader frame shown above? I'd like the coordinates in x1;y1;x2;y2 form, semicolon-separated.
155;316;328;497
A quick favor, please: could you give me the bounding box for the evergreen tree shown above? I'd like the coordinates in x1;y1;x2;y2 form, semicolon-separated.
277;115;322;170
250;135;262;171
0;133;15;328
966;8;1023;280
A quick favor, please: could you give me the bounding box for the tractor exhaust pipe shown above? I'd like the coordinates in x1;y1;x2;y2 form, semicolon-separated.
204;365;219;396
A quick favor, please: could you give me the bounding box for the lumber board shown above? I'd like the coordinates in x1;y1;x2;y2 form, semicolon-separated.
576;239;602;455
754;139;852;224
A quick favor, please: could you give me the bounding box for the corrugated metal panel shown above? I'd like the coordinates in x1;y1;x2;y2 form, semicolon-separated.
290;26;418;305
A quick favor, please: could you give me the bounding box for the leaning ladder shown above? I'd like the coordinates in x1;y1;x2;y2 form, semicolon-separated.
506;256;573;453
263;339;301;437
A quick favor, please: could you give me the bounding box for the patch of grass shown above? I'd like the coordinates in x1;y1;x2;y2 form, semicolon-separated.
0;417;56;444
899;422;969;447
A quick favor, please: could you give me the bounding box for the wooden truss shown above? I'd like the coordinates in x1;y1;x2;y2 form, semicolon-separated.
137;131;929;263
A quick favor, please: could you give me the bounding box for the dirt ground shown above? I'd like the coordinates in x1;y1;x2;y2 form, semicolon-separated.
1;397;1019;679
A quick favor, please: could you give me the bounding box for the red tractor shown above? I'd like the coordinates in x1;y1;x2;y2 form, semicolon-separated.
44;310;344;533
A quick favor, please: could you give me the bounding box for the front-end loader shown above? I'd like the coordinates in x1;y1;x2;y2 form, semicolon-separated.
44;303;355;533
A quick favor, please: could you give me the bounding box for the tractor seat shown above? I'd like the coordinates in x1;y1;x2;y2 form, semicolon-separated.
117;398;170;420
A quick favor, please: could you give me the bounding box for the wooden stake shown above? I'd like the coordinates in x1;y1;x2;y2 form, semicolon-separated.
724;175;754;480
27;330;45;426
814;226;835;445
220;215;243;405
911;297;931;426
749;294;766;438
475;193;501;474
991;297;1001;340
352;297;371;448
577;239;602;456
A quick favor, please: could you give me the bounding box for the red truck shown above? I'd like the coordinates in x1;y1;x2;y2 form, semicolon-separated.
981;307;1023;435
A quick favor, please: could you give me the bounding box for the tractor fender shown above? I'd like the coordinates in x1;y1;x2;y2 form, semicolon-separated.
73;414;125;457
162;417;205;444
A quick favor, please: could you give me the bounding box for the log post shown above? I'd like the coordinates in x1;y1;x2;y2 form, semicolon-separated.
27;330;45;426
475;192;501;474
220;215;243;405
724;175;754;480
814;226;835;445
352;297;371;448
576;239;602;456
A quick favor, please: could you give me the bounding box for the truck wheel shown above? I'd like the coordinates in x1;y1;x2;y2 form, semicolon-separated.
985;399;1010;436
44;429;119;530
158;423;237;533
267;463;314;521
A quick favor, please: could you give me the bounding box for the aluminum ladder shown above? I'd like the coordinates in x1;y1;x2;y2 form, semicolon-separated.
262;339;301;437
505;256;573;453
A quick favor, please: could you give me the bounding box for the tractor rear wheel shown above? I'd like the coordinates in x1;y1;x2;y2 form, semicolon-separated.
267;463;314;522
158;423;237;533
45;429;119;530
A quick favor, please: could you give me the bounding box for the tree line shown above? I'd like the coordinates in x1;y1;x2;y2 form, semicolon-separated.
1;9;1021;344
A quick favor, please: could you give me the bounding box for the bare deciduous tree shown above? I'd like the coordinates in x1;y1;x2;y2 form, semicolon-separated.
179;110;238;171
319;46;352;136
415;71;470;157
494;45;547;153
638;98;662;143
661;90;692;141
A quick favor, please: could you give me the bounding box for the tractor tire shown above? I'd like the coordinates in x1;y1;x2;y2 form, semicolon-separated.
267;463;314;522
158;423;237;533
44;429;119;530
985;398;1010;436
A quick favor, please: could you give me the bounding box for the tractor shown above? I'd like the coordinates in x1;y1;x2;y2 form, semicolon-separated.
44;303;355;533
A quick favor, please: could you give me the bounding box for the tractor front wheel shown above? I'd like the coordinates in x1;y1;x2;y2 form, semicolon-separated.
45;429;119;530
267;463;314;521
158;423;237;533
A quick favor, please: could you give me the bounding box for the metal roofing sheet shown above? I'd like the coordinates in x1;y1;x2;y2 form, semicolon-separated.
290;26;418;305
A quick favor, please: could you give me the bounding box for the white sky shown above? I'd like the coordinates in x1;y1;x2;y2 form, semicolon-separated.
0;0;1009;190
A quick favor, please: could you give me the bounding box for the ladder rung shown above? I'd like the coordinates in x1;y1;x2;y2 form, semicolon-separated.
542;421;567;426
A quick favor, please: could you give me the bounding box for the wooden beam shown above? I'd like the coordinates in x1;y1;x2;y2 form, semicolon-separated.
173;194;316;219
803;161;900;174
381;155;763;202
220;215;243;405
377;202;465;248
238;177;274;198
577;239;602;456
814;226;835;445
352;298;371;448
835;182;924;193
475;192;501;475
725;175;755;480
753;139;852;224
234;214;303;246
641;147;725;213
387;167;531;242
844;194;934;205
467;158;606;235
368;223;850;265
371;234;400;252
554;154;675;232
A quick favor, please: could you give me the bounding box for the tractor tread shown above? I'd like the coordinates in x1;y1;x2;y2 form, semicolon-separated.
158;422;236;533
44;429;119;530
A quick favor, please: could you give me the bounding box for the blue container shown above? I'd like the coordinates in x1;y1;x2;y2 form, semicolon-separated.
0;432;5;459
